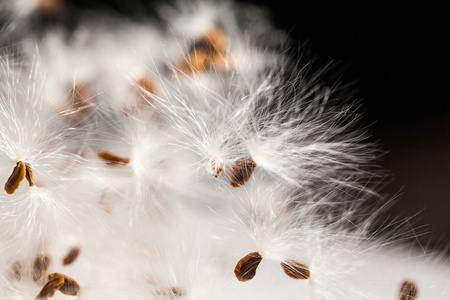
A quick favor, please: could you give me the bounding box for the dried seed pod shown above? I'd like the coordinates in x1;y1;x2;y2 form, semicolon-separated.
36;273;65;299
230;158;256;188
25;163;35;186
32;255;51;282
98;151;130;166
209;159;224;178
4;161;26;194
234;252;263;282
63;247;80;266
280;260;310;280
48;273;81;296
398;280;418;300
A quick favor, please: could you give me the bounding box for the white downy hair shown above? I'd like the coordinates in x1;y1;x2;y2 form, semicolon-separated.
0;1;448;300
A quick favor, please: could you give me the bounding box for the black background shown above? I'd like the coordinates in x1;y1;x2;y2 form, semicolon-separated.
52;0;450;248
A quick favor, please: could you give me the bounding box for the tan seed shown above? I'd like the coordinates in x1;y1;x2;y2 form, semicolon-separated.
98;151;130;166
36;273;64;299
25;163;35;186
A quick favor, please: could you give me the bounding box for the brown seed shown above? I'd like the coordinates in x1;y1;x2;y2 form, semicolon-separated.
9;261;23;280
280;260;310;280
230;158;256;188
63;247;80;266
210;159;224;178
136;77;156;96
234;252;263;282
25;163;35;187
398;280;418;300
36;273;65;299
4;161;26;194
32;255;51;282
98;151;130;166
48;273;81;296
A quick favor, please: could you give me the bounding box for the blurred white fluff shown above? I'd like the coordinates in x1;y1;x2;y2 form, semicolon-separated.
0;1;448;300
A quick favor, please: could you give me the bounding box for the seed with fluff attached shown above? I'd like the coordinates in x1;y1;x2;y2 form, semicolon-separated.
280;260;310;280
234;252;263;282
230;158;256;188
25;163;35;186
98;151;130;166
33;255;51;282
398;280;418;300
63;247;80;266
36;273;80;299
4;161;26;194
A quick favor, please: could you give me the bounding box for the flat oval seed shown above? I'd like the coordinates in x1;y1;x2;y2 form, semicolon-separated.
48;273;80;296
32;255;51;282
36;274;64;299
98;151;130;166
280;260;310;280
63;247;80;266
230;158;256;188
234;252;263;282
4;161;26;194
25;163;35;186
398;280;418;300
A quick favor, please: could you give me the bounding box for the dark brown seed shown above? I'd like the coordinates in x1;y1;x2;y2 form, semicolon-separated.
280;260;310;280
234;252;263;282
32;255;51;282
48;273;81;296
25;163;35;187
4;161;26;194
398;280;418;300
63;247;80;266
230;158;256;188
36;273;65;299
98;151;130;166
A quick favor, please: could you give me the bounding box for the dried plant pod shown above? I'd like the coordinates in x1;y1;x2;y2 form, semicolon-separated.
234;252;263;282
98;151;130;166
36;274;65;299
25;163;36;187
48;273;81;296
210;159;224;178
4;161;26;194
280;260;310;280
32;255;51;282
230;158;257;188
398;280;418;300
63;247;80;266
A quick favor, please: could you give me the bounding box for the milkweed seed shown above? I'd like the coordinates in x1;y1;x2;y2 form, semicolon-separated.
9;261;23;280
32;255;51;282
98;151;130;166
230;158;256;188
136;77;156;96
398;280;418;300
280;260;310;280
25;163;35;186
48;273;81;296
4;161;26;194
234;252;263;282
63;247;80;266
36;273;65;299
210;159;224;178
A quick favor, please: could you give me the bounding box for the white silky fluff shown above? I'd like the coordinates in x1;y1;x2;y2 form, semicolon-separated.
0;1;448;300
